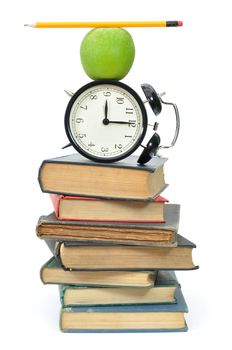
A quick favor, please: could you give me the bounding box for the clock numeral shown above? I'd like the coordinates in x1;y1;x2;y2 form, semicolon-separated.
80;105;87;110
128;120;136;127
103;91;111;97
116;97;124;104
88;141;95;147
126;108;134;114
115;144;123;149
90;94;97;100
101;147;109;152
78;133;86;138
76;118;84;123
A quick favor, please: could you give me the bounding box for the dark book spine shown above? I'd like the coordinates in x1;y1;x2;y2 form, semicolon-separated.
43;239;67;270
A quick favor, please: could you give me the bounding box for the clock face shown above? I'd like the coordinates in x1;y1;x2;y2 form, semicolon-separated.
65;80;147;162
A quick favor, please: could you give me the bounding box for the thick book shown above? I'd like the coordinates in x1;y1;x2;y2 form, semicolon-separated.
38;153;168;200
40;257;156;287
59;271;180;307
60;288;188;332
45;234;198;271
50;194;168;223
36;204;180;247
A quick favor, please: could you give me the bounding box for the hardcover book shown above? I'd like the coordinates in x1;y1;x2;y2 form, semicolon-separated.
40;257;157;287
36;204;180;246
59;271;180;307
45;234;198;271
38;153;168;200
50;194;168;222
60;288;188;332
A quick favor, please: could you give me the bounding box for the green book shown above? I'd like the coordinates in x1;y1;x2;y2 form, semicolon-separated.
40;257;157;287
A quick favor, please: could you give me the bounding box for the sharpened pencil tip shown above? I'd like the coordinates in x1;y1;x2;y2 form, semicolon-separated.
24;24;34;27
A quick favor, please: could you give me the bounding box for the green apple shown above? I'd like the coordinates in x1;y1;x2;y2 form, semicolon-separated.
80;28;135;80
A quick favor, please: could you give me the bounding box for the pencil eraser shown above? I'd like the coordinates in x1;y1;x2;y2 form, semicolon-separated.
178;21;183;26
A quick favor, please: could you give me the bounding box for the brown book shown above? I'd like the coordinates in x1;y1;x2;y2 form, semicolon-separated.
38;153;168;200
46;234;198;271
36;204;180;247
41;257;156;287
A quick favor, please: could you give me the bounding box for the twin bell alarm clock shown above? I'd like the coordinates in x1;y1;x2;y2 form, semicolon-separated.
62;27;180;164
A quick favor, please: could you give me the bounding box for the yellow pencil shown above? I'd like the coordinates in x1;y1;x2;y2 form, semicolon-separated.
24;21;183;28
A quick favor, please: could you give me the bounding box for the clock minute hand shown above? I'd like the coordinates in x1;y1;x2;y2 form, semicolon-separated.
104;100;109;122
108;120;135;125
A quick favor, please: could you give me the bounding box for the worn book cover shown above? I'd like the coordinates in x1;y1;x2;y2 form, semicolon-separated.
36;204;180;246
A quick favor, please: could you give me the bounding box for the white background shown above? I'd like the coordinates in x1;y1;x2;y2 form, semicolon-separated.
0;0;231;348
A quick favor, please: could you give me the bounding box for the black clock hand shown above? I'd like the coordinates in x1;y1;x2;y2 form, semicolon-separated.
102;100;135;125
108;120;135;125
103;100;109;124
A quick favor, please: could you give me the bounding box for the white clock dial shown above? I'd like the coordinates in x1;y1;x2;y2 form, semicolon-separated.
65;81;147;162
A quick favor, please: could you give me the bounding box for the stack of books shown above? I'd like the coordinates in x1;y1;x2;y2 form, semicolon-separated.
37;153;198;332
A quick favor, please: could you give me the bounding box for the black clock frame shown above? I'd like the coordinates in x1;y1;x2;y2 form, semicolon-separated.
64;79;148;163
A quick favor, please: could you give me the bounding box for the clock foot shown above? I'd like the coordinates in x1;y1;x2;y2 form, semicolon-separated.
62;143;72;150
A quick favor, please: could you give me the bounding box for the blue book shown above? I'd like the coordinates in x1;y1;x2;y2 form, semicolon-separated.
60;288;188;333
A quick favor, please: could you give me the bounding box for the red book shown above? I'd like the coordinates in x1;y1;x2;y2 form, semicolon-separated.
50;194;168;223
